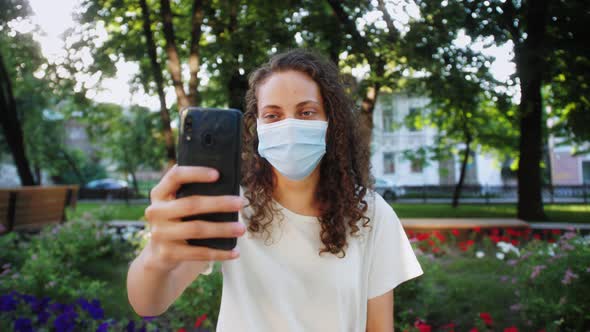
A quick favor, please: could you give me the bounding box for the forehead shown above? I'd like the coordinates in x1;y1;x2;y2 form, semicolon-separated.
257;70;323;106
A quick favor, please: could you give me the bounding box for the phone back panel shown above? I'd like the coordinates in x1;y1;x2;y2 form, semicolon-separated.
176;107;242;250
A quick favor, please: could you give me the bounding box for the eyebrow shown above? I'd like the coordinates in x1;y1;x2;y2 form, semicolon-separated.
261;100;321;110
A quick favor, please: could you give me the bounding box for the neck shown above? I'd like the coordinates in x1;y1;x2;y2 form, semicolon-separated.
272;166;322;217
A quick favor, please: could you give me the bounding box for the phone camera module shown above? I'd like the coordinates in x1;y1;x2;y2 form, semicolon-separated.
202;133;214;147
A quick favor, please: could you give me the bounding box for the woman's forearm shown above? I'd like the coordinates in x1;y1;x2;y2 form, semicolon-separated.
126;243;210;317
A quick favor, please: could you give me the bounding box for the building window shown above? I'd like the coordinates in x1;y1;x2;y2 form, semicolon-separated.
384;153;395;174
382;107;395;132
407;107;419;131
583;161;590;184
411;158;423;173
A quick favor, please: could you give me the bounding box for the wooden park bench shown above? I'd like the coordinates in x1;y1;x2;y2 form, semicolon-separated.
0;185;79;235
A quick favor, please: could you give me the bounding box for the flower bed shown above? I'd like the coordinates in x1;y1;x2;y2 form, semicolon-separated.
1;214;589;331
397;228;590;331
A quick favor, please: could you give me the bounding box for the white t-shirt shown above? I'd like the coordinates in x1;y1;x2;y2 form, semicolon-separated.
211;191;423;331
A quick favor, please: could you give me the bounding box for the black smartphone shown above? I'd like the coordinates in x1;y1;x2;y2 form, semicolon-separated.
176;107;242;250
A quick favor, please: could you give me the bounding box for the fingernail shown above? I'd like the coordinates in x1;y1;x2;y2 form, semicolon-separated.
231;249;240;258
209;169;219;179
234;224;246;235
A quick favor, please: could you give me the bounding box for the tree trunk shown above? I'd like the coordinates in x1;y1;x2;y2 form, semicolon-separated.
130;171;139;196
160;0;191;110
0;51;36;186
225;0;247;111
34;164;42;185
228;72;248;110
59;149;84;184
327;0;385;143
515;0;548;221
188;0;204;105
452;134;472;208
139;0;176;168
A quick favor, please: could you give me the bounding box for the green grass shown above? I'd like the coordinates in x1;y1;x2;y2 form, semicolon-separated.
66;202;590;223
392;203;590;223
67;202;147;221
79;256;136;320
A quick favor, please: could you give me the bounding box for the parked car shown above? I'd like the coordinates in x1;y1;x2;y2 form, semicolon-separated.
374;177;405;201
80;178;132;200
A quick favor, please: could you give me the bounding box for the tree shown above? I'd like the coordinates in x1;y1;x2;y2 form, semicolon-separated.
401;1;518;207
0;0;37;185
405;0;587;220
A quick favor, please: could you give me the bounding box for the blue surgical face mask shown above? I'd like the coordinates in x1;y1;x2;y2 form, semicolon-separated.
257;118;328;181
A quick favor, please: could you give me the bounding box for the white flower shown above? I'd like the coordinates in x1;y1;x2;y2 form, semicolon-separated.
476;251;485;258
496;252;505;260
497;241;520;257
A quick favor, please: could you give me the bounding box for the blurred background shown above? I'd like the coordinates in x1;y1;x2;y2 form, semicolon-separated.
0;0;589;331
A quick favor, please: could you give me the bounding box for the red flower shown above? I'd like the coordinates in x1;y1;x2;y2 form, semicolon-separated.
504;327;519;332
533;234;541;240
479;312;493;325
551;229;561;235
417;233;430;241
489;235;501;244
195;313;207;328
414;319;431;332
432;247;441;254
491;228;500;236
451;229;460;237
434;231;446;243
441;322;456;331
469;329;479;332
548;238;556;243
177;329;187;332
473;226;482;233
511;239;519;246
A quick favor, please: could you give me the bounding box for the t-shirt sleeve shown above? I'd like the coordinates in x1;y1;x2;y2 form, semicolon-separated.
367;194;424;299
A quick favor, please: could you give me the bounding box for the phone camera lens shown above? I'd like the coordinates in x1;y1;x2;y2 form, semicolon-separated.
203;133;214;147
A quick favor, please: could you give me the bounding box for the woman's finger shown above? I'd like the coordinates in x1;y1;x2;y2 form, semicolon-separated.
149;165;219;203
145;195;243;221
159;242;240;262
150;219;246;242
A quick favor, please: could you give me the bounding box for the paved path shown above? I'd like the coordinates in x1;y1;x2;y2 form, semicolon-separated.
401;218;529;230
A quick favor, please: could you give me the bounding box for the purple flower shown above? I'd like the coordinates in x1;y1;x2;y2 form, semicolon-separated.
97;322;110;332
510;303;522;311
507;259;518;266
500;275;509;282
30;296;50;313
126;320;135;332
37;310;50;324
14;317;33;332
49;302;67;314
77;297;104;320
54;308;78;332
562;268;579;285
0;294;17;312
530;265;547;279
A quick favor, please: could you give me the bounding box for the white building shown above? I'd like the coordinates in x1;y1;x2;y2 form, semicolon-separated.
370;93;504;186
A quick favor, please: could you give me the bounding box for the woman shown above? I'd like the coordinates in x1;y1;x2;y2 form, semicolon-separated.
127;49;423;331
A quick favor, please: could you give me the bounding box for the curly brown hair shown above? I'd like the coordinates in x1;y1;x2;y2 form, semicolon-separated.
241;49;373;257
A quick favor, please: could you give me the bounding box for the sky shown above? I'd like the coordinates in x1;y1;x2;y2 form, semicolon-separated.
23;0;517;110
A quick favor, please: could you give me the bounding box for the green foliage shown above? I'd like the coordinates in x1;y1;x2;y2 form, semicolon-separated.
513;233;590;331
165;265;223;330
395;231;590;331
0;217;117;303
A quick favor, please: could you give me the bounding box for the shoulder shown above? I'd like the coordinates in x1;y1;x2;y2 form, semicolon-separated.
365;190;399;224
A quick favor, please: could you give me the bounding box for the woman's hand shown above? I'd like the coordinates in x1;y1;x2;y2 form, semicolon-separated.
142;165;246;273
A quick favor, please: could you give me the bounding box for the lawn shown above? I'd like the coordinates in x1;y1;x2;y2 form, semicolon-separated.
67;201;590;223
392;203;590;223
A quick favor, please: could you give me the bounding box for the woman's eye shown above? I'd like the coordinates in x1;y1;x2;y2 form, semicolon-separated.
301;109;316;117
264;114;277;119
